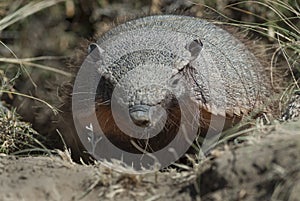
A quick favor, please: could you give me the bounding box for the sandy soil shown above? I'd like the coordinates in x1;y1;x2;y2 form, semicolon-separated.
0;118;299;201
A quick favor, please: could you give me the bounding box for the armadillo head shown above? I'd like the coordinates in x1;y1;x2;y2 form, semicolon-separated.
89;39;203;128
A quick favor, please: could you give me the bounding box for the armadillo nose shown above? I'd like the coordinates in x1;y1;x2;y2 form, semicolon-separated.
129;105;151;127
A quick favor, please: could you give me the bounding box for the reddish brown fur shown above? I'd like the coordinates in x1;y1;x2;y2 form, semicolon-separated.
95;104;181;153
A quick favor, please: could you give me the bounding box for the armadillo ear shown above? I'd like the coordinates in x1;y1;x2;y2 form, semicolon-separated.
186;39;203;61
87;43;105;61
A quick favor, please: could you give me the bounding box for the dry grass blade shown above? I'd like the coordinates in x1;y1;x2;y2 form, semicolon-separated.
0;57;72;77
0;40;37;87
10;56;68;62
0;0;66;31
0;90;59;115
279;39;300;89
226;0;300;33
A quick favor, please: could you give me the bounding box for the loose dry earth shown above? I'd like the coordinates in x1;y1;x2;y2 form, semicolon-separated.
0;119;299;201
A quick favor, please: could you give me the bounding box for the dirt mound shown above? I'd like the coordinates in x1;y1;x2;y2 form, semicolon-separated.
200;119;300;201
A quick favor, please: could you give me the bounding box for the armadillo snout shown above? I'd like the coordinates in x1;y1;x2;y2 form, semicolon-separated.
129;105;151;127
129;104;167;128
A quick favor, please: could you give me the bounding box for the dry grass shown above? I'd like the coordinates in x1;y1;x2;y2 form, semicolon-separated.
0;106;46;155
0;57;71;77
0;0;66;30
0;0;66;155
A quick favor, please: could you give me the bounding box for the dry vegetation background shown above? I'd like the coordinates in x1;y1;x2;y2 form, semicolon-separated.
0;0;299;200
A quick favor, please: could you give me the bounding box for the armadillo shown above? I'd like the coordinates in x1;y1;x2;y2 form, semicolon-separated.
62;15;269;162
